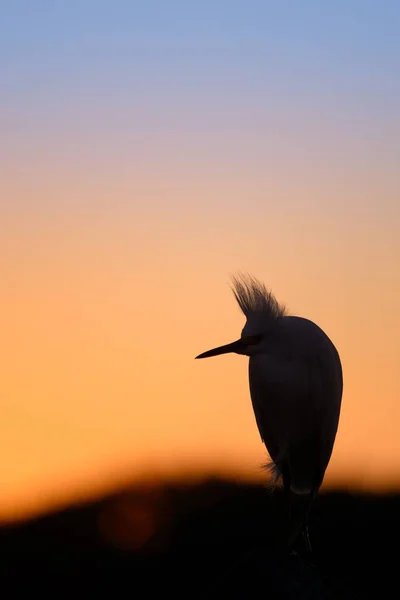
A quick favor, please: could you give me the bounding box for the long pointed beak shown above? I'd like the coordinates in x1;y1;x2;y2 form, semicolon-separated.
195;339;244;359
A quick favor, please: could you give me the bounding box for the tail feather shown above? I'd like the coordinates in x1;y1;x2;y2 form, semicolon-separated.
262;459;282;492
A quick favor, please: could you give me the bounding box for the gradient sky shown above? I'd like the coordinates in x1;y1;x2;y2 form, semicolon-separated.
1;1;400;521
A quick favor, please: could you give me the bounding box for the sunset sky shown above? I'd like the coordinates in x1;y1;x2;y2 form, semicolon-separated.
1;1;400;522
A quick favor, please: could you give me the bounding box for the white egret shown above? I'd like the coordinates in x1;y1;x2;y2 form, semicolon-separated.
195;274;343;553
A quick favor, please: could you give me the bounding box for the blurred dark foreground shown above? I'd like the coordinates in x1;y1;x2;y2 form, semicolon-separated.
1;477;398;599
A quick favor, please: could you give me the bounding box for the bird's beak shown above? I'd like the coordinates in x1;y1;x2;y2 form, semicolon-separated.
195;339;245;359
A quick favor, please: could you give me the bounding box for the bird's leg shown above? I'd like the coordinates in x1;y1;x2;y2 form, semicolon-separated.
282;470;297;555
281;466;291;521
301;522;312;555
283;477;292;522
301;491;316;556
284;491;315;557
281;469;312;557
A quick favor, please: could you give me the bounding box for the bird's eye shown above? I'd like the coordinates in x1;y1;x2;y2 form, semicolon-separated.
243;334;263;345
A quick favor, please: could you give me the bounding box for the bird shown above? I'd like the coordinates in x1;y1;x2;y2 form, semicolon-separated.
195;273;343;554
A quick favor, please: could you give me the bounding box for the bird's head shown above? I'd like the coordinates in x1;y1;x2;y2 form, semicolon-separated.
195;274;286;360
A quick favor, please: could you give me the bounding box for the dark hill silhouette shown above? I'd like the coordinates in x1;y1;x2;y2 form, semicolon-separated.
1;477;398;598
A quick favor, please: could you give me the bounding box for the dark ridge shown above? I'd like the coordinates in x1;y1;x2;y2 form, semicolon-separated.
1;477;398;599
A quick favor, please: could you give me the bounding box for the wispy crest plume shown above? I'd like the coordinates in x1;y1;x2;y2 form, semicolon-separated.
230;273;287;320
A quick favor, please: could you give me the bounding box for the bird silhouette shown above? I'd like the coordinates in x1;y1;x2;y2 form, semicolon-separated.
196;274;343;554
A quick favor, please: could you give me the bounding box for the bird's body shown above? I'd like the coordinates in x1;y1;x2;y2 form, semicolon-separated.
248;316;342;496
195;275;343;553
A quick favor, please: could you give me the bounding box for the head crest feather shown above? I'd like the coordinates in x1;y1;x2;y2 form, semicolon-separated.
230;273;286;320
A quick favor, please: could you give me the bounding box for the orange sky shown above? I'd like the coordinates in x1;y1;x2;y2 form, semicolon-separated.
1;3;400;522
1;171;399;521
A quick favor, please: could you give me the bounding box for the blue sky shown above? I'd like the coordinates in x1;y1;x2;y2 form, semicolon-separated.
2;2;399;88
